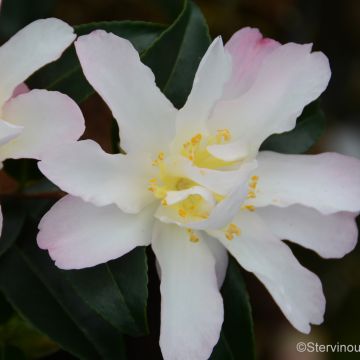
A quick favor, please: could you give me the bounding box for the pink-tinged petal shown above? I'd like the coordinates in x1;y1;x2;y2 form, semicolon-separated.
257;205;358;258
209;211;325;333
38;140;157;213
208;42;331;158
0;120;23;147
152;222;223;360
75;30;176;155
11;83;29;98
38;195;155;269
252;151;360;214
174;37;231;149
0;90;85;161
0;18;75;105
223;27;280;100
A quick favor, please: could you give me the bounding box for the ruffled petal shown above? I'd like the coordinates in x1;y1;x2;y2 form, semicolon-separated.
209;211;325;333
75;30;177;155
0;18;75;105
0;90;84;161
38;140;156;213
223;27;279;99
251;151;360;214
152;222;223;360
208;42;330;158
38;195;155;269
257;205;358;258
174;37;231;149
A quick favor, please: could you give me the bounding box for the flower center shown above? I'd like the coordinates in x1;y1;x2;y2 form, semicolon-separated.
148;130;259;242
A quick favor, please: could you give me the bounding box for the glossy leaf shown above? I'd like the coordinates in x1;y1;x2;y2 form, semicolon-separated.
142;0;211;108
211;257;255;360
28;21;166;103
66;247;149;337
0;220;126;360
261;102;326;154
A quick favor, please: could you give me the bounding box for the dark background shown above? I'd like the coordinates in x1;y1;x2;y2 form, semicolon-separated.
0;1;359;359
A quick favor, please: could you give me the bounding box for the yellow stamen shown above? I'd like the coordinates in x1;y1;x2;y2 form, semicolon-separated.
161;199;168;206
152;152;165;166
191;133;202;145
216;129;231;143
251;175;259;181
247;191;256;199
243;205;256;212
187;229;199;243
225;223;241;240
178;208;187;218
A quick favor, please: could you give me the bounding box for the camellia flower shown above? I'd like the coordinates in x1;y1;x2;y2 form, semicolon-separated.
38;27;360;360
0;18;85;235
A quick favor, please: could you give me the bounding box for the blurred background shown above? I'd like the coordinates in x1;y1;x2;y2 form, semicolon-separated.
0;0;359;359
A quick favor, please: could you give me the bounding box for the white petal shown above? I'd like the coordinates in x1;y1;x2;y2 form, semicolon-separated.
257;205;358;258
38;140;156;213
252;151;360;214
0;18;75;105
208;42;331;158
152;222;223;360
75;30;176;155
38;195;155;269
174;37;231;149
0;120;23;147
209;211;325;333
0;90;85;161
202;232;229;288
223;27;280;100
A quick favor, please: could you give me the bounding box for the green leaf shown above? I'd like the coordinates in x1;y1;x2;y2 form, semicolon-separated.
0;0;56;38
211;257;255;360
66;247;149;337
0;199;26;257
0;220;127;359
142;0;211;108
0;314;58;358
0;345;26;360
28;21;166;103
261;102;326;154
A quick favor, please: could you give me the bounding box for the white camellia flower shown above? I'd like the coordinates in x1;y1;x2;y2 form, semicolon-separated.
0;18;85;235
38;28;360;360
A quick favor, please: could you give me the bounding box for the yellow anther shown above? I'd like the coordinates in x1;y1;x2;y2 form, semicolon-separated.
225;223;241;240
251;175;259;181
152;152;165;166
243;205;256;212
149;178;157;183
187;229;199;243
247;191;256;199
191;133;202;145
178;208;187;218
216;129;231;143
161;199;168;206
249;182;257;190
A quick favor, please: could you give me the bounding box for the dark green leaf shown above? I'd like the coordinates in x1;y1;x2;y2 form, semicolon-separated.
0;294;13;325
0;199;26;257
0;346;26;360
3;159;43;188
0;0;56;39
66;247;148;337
0;221;127;359
261;102;326;154
211;257;255;360
142;0;211;108
29;21;166;103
